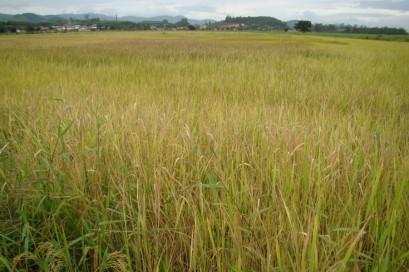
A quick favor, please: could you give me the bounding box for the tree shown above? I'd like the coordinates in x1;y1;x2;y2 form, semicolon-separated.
176;18;189;27
295;20;312;32
26;25;36;33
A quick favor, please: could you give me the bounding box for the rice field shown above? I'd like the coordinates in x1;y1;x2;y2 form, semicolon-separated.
0;31;408;271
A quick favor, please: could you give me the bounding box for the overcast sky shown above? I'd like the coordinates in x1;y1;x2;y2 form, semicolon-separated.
1;0;409;29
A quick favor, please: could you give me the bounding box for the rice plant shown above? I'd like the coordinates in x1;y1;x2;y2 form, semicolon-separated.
0;31;408;271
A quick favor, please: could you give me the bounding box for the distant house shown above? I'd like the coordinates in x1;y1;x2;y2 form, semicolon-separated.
78;26;89;32
90;24;98;31
199;24;208;30
216;23;244;31
51;25;62;32
64;24;76;32
39;26;51;32
50;24;99;32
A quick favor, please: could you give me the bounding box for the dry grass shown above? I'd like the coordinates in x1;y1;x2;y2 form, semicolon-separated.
0;31;408;271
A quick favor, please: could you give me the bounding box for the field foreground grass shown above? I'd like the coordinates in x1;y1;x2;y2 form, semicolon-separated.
0;32;408;271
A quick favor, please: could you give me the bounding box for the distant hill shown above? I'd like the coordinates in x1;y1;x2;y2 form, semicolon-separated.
0;13;215;25
0;14;12;22
56;13;114;21
0;13;63;23
286;20;299;29
219;16;287;30
116;15;215;25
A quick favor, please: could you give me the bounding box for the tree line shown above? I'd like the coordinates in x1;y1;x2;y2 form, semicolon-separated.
295;21;407;35
1;17;407;35
0;18;195;33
